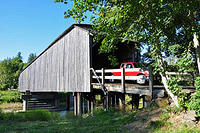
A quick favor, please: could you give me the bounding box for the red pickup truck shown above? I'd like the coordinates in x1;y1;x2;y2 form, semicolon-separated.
111;62;149;84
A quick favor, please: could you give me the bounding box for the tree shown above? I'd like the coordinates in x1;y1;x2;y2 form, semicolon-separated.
0;52;24;90
55;0;200;107
27;53;37;64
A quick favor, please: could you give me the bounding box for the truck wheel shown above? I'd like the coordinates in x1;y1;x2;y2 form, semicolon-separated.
137;74;146;85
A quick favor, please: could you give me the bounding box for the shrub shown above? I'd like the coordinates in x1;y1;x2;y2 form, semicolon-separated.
0;90;22;103
187;77;200;117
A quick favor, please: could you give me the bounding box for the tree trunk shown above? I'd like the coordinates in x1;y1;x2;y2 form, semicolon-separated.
157;53;179;107
160;73;179;107
193;33;200;75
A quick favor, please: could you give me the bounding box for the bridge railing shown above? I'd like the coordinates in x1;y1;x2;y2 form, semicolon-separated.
90;66;153;97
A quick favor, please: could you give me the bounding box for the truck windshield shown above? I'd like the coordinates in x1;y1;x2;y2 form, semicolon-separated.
126;64;133;69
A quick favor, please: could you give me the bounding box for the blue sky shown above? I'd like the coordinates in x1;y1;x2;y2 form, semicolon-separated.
0;0;90;62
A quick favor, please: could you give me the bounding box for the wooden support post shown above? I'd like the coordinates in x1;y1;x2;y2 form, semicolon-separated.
91;94;94;114
143;95;147;108
87;98;91;113
82;95;85;114
148;66;153;99
119;93;125;111
22;90;31;111
143;95;152;108
121;68;125;93
102;68;107;111
106;92;111;110
132;94;140;110
66;93;70;111
74;92;77;116
55;93;60;108
116;93;119;105
23;99;28;111
111;93;116;107
77;92;82;116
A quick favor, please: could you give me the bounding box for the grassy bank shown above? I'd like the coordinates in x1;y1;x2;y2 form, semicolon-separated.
0;106;199;133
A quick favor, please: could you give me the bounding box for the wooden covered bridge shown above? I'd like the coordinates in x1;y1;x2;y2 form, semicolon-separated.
19;24;159;115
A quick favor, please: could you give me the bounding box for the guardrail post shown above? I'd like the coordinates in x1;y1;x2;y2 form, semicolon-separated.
102;68;107;110
148;65;153;99
121;67;125;93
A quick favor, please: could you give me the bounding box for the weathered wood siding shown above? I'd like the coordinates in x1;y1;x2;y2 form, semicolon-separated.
19;26;91;92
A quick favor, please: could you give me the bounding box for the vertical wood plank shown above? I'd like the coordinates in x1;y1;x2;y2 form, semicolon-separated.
74;93;77;116
148;66;153;99
77;92;82;115
121;68;125;93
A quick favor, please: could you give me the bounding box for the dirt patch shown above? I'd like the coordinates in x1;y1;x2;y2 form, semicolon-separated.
0;102;22;113
125;108;163;132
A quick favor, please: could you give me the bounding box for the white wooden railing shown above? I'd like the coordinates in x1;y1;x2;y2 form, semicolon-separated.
90;66;153;97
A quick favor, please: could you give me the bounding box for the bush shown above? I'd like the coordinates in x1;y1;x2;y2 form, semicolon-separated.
0;90;22;103
0;110;59;121
187;77;200;117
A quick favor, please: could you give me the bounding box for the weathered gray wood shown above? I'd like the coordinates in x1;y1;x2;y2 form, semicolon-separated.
77;92;82;115
74;93;77;116
121;68;125;93
92;83;151;95
19;26;91;93
149;66;153;99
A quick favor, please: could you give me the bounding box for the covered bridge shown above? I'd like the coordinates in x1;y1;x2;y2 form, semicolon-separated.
19;24;147;115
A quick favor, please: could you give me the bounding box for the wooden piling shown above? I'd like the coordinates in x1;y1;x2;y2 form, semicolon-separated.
132;94;139;109
23;100;28;111
74;92;77;116
119;93;125;111
148;65;153;99
121;68;125;93
77;92;82;116
111;93;116;107
66;93;70;111
106;92;111;110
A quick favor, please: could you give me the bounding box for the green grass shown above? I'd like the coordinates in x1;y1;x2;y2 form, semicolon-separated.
0;110;59;121
0;105;199;133
0;109;136;133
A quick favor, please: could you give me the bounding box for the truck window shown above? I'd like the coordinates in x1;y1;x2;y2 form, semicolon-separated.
126;64;133;69
121;64;124;68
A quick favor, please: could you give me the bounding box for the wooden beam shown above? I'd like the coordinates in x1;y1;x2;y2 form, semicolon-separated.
119;93;125;111
111;93;116;107
121;68;125;93
106;92;111;110
74;93;77;116
149;66;153;99
77;92;82;116
23;100;28;111
66;94;70;111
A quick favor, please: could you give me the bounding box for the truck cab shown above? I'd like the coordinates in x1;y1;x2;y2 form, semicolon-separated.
112;62;149;84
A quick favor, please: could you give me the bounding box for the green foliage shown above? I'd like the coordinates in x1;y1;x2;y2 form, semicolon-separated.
0;52;24;90
187;77;200;116
0;110;59;121
167;77;182;95
27;53;37;64
0;90;22;103
108;55;119;67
